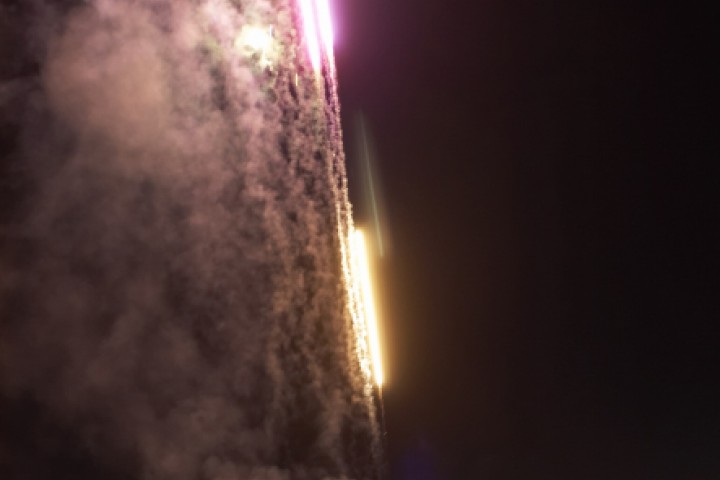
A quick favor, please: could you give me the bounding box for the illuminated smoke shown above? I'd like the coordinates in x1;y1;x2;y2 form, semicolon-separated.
234;25;277;68
0;1;383;479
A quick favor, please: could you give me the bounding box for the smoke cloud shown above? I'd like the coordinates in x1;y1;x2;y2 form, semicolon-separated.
0;1;379;479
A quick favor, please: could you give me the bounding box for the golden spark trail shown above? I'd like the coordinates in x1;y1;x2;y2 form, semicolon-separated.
351;229;384;387
295;0;386;470
296;10;384;472
298;0;375;386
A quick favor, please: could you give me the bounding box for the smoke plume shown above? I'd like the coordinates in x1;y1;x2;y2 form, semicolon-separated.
0;1;379;479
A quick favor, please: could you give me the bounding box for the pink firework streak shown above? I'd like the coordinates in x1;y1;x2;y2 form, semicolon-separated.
299;0;335;74
315;0;335;71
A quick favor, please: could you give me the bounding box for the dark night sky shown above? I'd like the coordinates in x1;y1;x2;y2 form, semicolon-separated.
336;1;717;478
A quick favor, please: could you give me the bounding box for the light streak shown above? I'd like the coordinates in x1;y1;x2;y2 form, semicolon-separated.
299;0;321;72
314;0;335;72
351;228;384;387
292;0;386;462
298;0;336;75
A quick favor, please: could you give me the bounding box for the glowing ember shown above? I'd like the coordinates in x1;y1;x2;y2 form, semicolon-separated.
351;228;384;387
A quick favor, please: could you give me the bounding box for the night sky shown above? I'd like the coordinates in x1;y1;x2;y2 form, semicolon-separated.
336;1;716;478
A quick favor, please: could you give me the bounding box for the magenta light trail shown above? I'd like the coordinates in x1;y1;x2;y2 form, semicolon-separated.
299;0;336;75
315;0;335;73
299;0;321;72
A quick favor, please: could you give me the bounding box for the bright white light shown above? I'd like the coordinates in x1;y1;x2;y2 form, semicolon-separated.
299;0;321;72
314;0;334;66
235;25;275;67
351;228;384;387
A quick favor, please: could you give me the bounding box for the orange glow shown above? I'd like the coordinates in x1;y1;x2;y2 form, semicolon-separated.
351;228;384;387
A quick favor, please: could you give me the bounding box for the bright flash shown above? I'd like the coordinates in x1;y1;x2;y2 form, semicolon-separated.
235;25;275;67
351;228;384;387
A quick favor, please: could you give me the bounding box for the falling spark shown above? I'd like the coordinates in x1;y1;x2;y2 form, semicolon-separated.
351;228;384;387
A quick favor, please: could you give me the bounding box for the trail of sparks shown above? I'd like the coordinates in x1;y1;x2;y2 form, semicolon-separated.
310;1;381;390
296;0;386;472
297;0;373;384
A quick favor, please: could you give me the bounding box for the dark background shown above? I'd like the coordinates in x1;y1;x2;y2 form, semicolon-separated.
336;1;717;478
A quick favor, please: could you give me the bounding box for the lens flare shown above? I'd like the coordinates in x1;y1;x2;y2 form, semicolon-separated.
351;228;384;387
